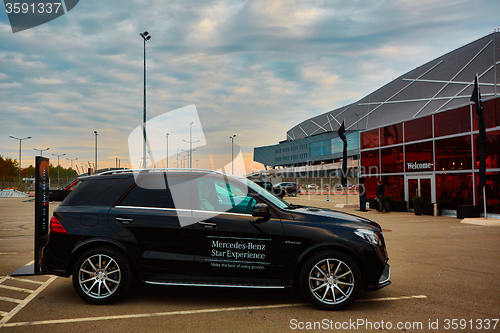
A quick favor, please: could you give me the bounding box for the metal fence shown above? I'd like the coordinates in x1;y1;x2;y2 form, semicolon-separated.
1;177;75;192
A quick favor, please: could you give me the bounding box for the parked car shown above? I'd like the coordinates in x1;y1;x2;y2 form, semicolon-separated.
254;181;285;198
273;182;298;197
306;184;318;189
42;169;390;310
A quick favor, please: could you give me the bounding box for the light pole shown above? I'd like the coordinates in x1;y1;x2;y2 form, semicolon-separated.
140;31;151;169
94;131;98;174
9;135;31;186
33;147;50;156
166;133;169;168
66;157;78;177
183;122;200;169
354;112;360;185
230;134;236;174
190;122;193;168
181;149;192;169
52;153;66;187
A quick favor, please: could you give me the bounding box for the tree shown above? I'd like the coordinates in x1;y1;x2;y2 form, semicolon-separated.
0;155;18;179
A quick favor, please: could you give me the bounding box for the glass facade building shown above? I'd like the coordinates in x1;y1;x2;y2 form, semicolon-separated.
360;98;500;212
253;32;500;216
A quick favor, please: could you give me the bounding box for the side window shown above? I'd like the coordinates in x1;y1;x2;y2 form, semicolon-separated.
119;176;175;209
197;178;217;211
196;177;257;214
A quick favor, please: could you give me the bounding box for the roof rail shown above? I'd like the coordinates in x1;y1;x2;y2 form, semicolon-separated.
96;168;227;176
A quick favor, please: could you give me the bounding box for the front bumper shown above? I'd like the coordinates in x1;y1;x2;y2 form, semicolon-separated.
375;264;391;289
364;263;391;291
378;263;391;288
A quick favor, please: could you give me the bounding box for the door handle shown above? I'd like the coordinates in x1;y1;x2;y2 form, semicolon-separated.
198;221;217;228
116;217;134;224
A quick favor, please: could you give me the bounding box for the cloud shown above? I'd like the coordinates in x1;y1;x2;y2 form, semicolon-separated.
1;0;499;171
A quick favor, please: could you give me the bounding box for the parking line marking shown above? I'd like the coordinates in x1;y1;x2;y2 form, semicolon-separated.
0;275;57;327
0;284;36;293
0;296;23;304
1;303;308;327
6;277;44;285
357;295;427;302
1;294;428;327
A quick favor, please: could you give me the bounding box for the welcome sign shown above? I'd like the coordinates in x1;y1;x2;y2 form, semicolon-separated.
406;162;433;171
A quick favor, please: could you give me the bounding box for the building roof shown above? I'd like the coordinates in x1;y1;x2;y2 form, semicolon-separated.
286;32;500;141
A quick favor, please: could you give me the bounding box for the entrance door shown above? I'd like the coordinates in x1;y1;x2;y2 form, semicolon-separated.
406;175;435;208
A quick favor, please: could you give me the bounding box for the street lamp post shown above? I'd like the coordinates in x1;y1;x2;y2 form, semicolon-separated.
140;31;151;169
183;122;200;169
9;135;31;187
190;122;193;168
52;153;66;187
94;131;98;174
33;147;50;156
66;157;78;177
230;135;236;174
166;133;169;168
355;112;360;185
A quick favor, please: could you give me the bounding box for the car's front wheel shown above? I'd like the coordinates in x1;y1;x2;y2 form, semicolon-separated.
300;251;361;310
72;247;131;304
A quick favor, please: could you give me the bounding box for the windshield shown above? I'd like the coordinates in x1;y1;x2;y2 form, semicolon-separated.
244;179;290;209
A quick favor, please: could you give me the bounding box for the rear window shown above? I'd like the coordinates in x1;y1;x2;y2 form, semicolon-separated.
119;176;175;208
61;177;134;206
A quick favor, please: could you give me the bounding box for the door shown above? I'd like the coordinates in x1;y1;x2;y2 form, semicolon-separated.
192;175;284;281
406;175;435;208
108;173;195;277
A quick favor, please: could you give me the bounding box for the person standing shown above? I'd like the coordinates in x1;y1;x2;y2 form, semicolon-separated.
358;179;367;211
376;180;385;212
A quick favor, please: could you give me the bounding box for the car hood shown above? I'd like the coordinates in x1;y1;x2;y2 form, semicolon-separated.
286;206;381;230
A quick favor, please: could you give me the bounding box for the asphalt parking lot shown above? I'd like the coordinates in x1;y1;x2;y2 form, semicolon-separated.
0;195;499;332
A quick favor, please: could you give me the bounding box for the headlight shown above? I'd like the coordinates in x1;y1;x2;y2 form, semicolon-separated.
354;229;382;246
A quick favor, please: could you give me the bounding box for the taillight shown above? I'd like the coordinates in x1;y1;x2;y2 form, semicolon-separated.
50;215;68;234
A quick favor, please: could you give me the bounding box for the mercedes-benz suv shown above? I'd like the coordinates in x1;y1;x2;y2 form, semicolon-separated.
42;169;390;310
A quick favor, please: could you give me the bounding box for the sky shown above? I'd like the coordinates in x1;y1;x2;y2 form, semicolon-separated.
1;0;500;175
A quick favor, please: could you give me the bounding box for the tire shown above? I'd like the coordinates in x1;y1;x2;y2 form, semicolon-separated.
72;247;132;305
300;251;361;310
290;190;297;197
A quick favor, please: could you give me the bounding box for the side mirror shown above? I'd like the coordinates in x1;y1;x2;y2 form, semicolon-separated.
252;203;270;218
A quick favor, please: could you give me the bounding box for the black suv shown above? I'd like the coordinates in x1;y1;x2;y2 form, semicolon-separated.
42;169;390;310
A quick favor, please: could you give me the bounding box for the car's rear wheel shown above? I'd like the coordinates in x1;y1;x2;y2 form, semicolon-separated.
290;190;297;197
72;247;131;304
300;251;361;310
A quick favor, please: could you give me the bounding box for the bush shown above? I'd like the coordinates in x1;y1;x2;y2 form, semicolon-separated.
412;196;424;205
382;194;393;202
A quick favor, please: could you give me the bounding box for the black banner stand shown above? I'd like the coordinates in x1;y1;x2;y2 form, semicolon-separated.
11;156;50;276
